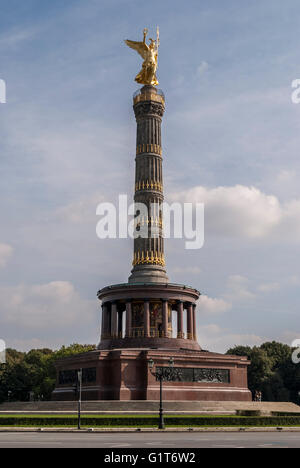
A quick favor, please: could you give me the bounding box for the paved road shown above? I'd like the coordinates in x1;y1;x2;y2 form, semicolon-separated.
0;432;299;448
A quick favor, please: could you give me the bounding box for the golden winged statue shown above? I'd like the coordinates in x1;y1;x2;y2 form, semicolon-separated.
125;28;160;86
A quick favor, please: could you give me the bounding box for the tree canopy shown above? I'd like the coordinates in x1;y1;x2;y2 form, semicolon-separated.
227;341;300;403
0;344;95;403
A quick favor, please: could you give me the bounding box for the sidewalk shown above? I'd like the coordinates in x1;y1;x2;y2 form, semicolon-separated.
0;427;300;433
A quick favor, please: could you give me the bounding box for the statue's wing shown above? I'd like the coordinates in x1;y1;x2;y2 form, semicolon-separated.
125;40;148;60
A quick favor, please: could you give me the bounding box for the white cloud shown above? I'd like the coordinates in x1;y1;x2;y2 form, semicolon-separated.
258;282;280;293
171;266;202;275
276;170;296;184
198;295;232;316
197;322;300;355
0;27;38;49
6;338;50;351
0;281;97;330
279;330;300;347
196;61;209;76
225;275;256;302
288;276;300;286
278;199;300;239
255;276;300;294
198;324;266;353
0;243;14;268
55;192;105;224
170;184;300;241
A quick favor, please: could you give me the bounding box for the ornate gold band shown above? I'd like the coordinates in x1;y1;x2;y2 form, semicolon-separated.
136;144;162;156
135;179;163;192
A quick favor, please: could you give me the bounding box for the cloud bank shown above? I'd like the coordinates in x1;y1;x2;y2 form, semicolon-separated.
0;243;13;268
0;281;97;330
171;185;300;241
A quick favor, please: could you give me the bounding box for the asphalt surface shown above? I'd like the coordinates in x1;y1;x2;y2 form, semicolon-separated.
0;432;299;448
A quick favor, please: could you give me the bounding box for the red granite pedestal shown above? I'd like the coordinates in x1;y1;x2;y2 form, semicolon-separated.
52;347;251;402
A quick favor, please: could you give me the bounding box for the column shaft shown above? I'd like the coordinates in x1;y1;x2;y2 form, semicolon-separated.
126;301;132;337
144;301;150;337
177;301;184;339
193;305;197;341
129;86;168;284
101;303;108;339
187;303;194;340
118;310;123;338
162;300;169;337
111;302;118;338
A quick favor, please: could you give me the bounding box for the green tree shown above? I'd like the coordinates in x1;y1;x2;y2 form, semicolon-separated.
227;342;300;403
0;344;96;403
260;341;291;369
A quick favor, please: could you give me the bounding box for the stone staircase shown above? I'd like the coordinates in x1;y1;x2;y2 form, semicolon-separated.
0;401;299;415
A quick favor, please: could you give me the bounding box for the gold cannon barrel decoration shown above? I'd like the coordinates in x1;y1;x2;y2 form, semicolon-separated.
133;251;166;267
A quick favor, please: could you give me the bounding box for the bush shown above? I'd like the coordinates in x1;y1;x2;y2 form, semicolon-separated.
236;410;262;417
0;415;299;427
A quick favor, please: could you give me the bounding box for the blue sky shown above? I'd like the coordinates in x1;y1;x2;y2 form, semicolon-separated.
0;0;300;352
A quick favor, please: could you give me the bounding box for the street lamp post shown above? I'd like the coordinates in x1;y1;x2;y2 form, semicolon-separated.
148;357;175;430
77;369;82;430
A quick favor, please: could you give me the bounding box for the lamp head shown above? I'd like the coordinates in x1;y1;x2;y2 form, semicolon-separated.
148;358;154;370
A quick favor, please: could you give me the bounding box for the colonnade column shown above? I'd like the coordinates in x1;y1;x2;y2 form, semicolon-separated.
101;303;108;340
144;300;150;337
177;301;184;339
102;299;197;342
118;310;123;338
111;301;118;338
187;303;194;340
162;300;169;337
193;304;197;341
126;301;132;338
